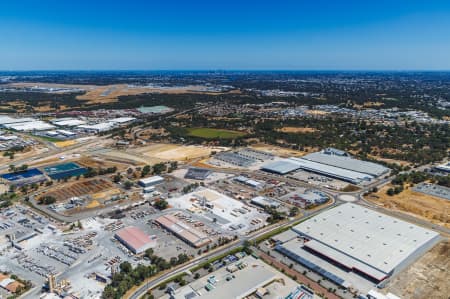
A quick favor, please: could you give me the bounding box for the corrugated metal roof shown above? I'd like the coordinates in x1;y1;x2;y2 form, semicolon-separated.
261;159;301;174
302;151;389;177
115;226;155;253
288;157;373;184
293;203;440;274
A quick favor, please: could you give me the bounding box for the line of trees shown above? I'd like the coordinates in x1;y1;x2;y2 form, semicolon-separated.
102;249;190;299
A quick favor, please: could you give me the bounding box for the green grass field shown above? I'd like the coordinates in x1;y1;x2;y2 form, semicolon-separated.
186;128;246;139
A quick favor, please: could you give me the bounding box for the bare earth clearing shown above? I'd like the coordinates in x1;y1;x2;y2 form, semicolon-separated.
366;185;450;228
386;239;450;299
250;144;316;157
277;126;319;133
132;143;224;162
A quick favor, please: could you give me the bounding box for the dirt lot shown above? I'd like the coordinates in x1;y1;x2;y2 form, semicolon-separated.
366;185;450;228
41;178;115;202
54;140;77;148
76;157;127;171
386;239;449;299
0;144;49;165
306;109;329;115
277;126;318;134
96;150;149;166
133;143;223;162
249;143;316;158
367;154;411;167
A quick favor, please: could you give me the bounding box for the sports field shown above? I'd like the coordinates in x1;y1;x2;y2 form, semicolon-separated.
186;128;246;139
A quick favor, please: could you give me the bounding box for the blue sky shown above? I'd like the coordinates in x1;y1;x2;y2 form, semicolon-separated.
0;0;449;70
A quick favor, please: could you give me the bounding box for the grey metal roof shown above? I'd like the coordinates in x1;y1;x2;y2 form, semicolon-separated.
302;151;389;177
293;203;440;274
261;159;301;174
289;157;373;184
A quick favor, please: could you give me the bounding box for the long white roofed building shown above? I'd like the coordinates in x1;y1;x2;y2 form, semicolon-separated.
276;203;440;286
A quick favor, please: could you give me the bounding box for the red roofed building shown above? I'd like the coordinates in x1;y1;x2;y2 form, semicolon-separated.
114;226;156;254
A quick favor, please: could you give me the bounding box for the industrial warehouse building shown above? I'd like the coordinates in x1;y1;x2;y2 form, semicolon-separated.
261;148;389;184
301;148;390;177
260;159;303;175
43;162;87;180
51;118;86;127
114;226;156;254
138;175;164;187
275;203;440;287
289;157;374;184
184;168;211;180
154;214;211;248
250;196;280;208
1;168;47;186
434;162;450;173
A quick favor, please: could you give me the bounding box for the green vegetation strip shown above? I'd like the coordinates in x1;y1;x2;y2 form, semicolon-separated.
34;135;63;143
186;128;246;139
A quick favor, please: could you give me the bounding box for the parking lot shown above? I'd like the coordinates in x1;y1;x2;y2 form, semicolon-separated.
289;169;349;190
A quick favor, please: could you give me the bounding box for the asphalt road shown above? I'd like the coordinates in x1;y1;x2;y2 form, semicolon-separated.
128;200;338;299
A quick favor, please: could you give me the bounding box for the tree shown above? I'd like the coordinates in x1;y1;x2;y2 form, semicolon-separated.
113;174;122;183
386;188;395;196
141;165;151;177
18;164;28;172
40;195;56;205
154;199;168;210
169;161;178;172
289;207;299;217
119;261;132;274
152;163;166;175
124;181;133;190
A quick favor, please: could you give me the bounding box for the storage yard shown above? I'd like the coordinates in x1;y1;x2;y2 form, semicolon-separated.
167;188;269;234
0;203;201;299
40;178;116;202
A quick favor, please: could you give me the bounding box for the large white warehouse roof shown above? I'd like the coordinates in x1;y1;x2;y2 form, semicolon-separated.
52;119;86;127
260;159;301;174
293;203;440;275
0;116;35;125
289;157;374;184
302;151;389;177
4;121;55;131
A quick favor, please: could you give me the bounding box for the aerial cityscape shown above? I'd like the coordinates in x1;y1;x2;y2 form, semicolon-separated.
0;1;449;299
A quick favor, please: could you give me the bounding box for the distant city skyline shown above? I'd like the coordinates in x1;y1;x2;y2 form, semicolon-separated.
1;0;450;70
